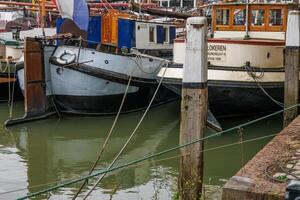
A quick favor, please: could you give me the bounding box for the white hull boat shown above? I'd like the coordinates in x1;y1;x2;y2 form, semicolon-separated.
157;3;299;117
17;45;177;114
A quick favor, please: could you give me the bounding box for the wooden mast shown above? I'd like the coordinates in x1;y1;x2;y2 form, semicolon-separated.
41;0;46;28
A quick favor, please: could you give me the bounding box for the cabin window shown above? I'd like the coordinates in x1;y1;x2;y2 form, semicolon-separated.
233;9;246;25
216;9;230;25
251;9;265;26
269;9;283;26
163;27;169;43
149;26;155;43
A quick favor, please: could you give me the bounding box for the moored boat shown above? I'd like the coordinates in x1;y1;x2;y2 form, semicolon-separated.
157;2;299;117
0;27;55;101
16;8;178;116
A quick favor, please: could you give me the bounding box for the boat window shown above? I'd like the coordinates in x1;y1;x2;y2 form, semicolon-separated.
233;9;246;25
149;26;155;42
216;9;230;25
251;9;265;26
269;9;283;26
163;27;169;43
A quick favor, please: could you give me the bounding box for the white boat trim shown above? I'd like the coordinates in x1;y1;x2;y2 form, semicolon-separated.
157;67;298;83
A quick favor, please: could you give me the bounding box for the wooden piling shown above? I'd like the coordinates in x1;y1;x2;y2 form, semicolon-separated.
283;10;300;128
179;17;208;200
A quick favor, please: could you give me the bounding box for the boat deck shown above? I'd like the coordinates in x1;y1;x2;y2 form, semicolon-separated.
0;77;15;83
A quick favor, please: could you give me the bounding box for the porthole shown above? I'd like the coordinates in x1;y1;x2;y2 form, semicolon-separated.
56;67;64;75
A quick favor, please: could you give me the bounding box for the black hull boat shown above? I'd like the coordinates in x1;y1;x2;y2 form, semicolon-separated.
162;76;284;118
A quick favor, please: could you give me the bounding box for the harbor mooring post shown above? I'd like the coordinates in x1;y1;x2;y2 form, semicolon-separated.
283;10;300;128
179;17;208;200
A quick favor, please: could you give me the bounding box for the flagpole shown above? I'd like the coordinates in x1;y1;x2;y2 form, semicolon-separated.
41;0;46;36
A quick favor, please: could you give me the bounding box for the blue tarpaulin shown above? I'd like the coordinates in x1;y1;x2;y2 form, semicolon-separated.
88;16;101;46
169;26;176;44
117;18;136;49
156;25;164;44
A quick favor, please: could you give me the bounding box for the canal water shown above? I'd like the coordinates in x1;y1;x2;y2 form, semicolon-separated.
0;100;283;200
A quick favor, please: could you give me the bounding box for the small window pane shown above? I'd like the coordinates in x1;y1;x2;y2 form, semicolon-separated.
233;9;246;25
149;27;155;42
216;9;230;25
269;9;283;26
251;10;265;26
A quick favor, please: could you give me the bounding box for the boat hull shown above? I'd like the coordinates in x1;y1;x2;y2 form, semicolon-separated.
0;76;22;101
163;80;284;118
17;45;177;115
157;64;289;117
52;87;176;115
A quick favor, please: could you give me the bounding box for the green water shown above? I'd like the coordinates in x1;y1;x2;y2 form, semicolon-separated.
0;100;283;199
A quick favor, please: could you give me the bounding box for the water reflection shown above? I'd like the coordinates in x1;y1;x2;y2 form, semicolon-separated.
1;101;181;199
0;100;283;199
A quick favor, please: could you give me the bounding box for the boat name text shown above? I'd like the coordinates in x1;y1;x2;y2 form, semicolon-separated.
208;44;226;62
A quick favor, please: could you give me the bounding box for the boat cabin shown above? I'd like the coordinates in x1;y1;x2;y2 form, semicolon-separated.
56;10;176;53
211;3;297;40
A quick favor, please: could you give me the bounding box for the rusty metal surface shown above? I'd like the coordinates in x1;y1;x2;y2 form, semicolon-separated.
24;38;46;115
59;19;88;40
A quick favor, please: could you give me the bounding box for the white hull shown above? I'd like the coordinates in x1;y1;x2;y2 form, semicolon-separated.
17;46;176;114
173;40;284;69
158;67;289;83
52;45;164;81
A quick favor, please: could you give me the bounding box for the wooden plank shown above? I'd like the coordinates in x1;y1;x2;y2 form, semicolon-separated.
0;77;16;83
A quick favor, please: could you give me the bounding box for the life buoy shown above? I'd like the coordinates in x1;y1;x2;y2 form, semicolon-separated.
56;50;76;65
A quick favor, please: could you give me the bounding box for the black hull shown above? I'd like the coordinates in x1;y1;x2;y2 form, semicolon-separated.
53;86;178;115
164;81;285;118
0;81;23;101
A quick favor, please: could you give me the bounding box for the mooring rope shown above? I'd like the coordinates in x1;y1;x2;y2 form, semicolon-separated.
82;62;170;199
7;59;12;119
0;131;276;198
0;60;8;73
244;64;284;107
8;62;18;119
16;130;282;200
72;74;133;199
17;102;300;200
131;53;165;75
127;48;169;75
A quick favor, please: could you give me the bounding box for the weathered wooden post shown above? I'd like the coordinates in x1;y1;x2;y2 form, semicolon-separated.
283;10;300;127
179;17;208;199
